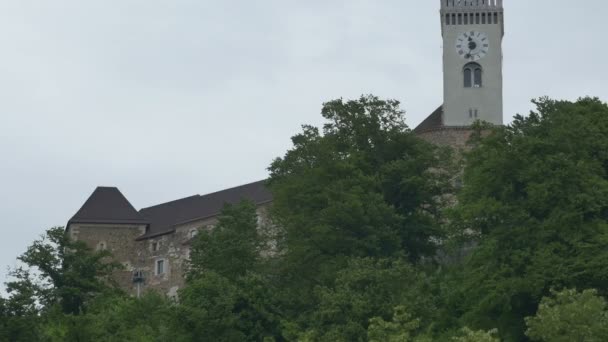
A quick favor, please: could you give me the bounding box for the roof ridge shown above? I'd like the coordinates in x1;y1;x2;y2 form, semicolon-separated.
139;194;201;212
197;179;268;199
133;179;272;240
141;180;268;211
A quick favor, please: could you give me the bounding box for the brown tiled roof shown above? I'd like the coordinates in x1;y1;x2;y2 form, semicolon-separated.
413;106;444;133
69;187;148;225
136;180;272;240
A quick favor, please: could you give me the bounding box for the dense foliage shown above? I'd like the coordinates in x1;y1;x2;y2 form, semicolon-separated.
444;97;608;340
525;289;608;341
1;96;607;341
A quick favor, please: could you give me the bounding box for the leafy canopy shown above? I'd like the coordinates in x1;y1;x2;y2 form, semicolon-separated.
269;95;450;291
188;200;264;281
525;289;608;342
6;226;122;315
447;97;608;340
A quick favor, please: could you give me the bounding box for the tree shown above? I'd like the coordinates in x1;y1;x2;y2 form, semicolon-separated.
1;226;123;341
447;97;608;340
452;328;500;342
367;309;500;342
188;200;264;281
5;227;122;316
289;257;436;341
0;279;42;342
268;95;450;302
175;271;280;342
40;292;177;342
367;306;427;342
181;202;281;341
525;289;608;342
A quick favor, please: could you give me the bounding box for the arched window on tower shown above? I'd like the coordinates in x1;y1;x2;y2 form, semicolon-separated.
463;63;482;88
474;67;482;87
463;68;472;88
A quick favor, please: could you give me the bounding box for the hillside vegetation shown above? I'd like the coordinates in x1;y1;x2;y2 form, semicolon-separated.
2;95;607;341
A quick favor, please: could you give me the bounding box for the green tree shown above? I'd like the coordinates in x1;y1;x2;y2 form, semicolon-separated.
181;202;281;341
367;306;427;342
525;289;608;342
6;227;122;315
268;95;450;304
367;309;500;342
452;328;500;342
447;97;608;340
174;272;251;341
39;292;178;342
289;258;436;341
2;226;122;340
0;294;42;342
188;200;264;281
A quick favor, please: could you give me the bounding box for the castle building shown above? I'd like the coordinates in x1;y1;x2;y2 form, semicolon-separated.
67;182;272;297
67;0;504;297
415;0;504;146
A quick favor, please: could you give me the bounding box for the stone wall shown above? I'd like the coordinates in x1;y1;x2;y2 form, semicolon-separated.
415;127;474;150
68;223;146;295
70;203;273;297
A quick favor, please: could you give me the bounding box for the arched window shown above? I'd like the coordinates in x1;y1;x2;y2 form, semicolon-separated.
463;68;472;88
463;63;482;88
474;67;482;87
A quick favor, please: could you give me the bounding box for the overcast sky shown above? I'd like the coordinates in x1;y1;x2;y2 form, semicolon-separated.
1;0;607;290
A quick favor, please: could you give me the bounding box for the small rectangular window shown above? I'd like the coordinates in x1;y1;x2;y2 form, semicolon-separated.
474;109;479;118
482;13;486;24
152;242;158;252
464;13;469;25
446;14;450;25
452;14;456;25
458;14;462;25
469;109;473;118
156;260;165;275
494;12;498;24
475;13;480;24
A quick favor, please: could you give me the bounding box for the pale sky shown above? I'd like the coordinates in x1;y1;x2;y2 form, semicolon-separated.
1;0;607;290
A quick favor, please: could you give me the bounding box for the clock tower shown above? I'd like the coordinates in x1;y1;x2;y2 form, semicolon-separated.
441;0;504;126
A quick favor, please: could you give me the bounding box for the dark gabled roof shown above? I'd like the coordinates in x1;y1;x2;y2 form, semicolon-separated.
69;187;148;225
136;180;272;240
413;106;444;133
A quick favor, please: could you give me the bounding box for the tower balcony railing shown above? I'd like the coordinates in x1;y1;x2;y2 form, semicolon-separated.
441;0;503;10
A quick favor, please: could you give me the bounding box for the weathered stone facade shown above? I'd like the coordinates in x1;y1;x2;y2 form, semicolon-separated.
68;223;148;294
416;127;474;150
68;187;271;298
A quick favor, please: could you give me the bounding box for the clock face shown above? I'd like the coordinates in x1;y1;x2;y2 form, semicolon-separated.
455;31;489;61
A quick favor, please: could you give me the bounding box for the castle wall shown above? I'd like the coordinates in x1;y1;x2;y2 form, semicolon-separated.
68;223;147;294
416;128;474;150
70;203;273;298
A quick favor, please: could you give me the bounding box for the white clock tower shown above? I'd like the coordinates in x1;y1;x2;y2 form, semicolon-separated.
440;0;504;126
